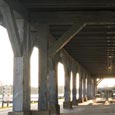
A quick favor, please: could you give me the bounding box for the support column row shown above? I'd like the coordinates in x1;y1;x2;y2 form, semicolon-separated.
72;72;78;105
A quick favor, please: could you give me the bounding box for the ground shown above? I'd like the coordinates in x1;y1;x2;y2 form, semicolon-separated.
1;100;115;115
60;100;115;115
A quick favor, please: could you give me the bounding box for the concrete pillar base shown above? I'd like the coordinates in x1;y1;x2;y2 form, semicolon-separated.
78;98;84;103
63;101;72;109
8;112;30;115
84;97;88;102
30;110;50;115
87;96;90;100
48;104;60;115
72;100;78;106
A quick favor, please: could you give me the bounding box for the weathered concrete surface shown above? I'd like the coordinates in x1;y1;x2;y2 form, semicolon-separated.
38;25;48;110
61;100;115;115
48;57;60;115
72;72;77;106
13;57;30;112
61;106;115;115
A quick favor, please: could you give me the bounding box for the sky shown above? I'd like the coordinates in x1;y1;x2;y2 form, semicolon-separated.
0;25;13;85
0;25;115;88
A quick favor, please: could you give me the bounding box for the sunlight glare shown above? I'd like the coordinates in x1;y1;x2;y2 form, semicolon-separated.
30;47;38;87
76;73;79;99
70;72;73;101
0;25;13;85
58;62;64;86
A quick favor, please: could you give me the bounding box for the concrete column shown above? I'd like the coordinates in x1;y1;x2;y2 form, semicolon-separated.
7;19;31;114
76;72;79;101
85;77;88;101
47;57;60;115
13;56;30;112
94;78;97;96
87;77;90;100
63;66;72;109
87;77;89;99
72;72;78;105
93;78;97;97
83;77;85;100
83;76;87;101
90;78;94;99
38;25;49;111
79;72;83;103
87;76;90;100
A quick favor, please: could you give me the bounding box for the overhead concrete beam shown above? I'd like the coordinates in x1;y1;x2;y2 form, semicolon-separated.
48;23;86;56
31;11;115;24
87;22;115;25
0;0;28;19
0;6;22;56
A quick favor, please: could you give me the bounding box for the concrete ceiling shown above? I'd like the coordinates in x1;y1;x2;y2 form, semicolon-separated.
4;0;115;77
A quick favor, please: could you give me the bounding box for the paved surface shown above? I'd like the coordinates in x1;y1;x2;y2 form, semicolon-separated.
60;100;115;115
0;108;11;115
1;100;115;115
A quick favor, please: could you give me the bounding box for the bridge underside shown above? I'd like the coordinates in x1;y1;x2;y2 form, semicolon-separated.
0;0;115;115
